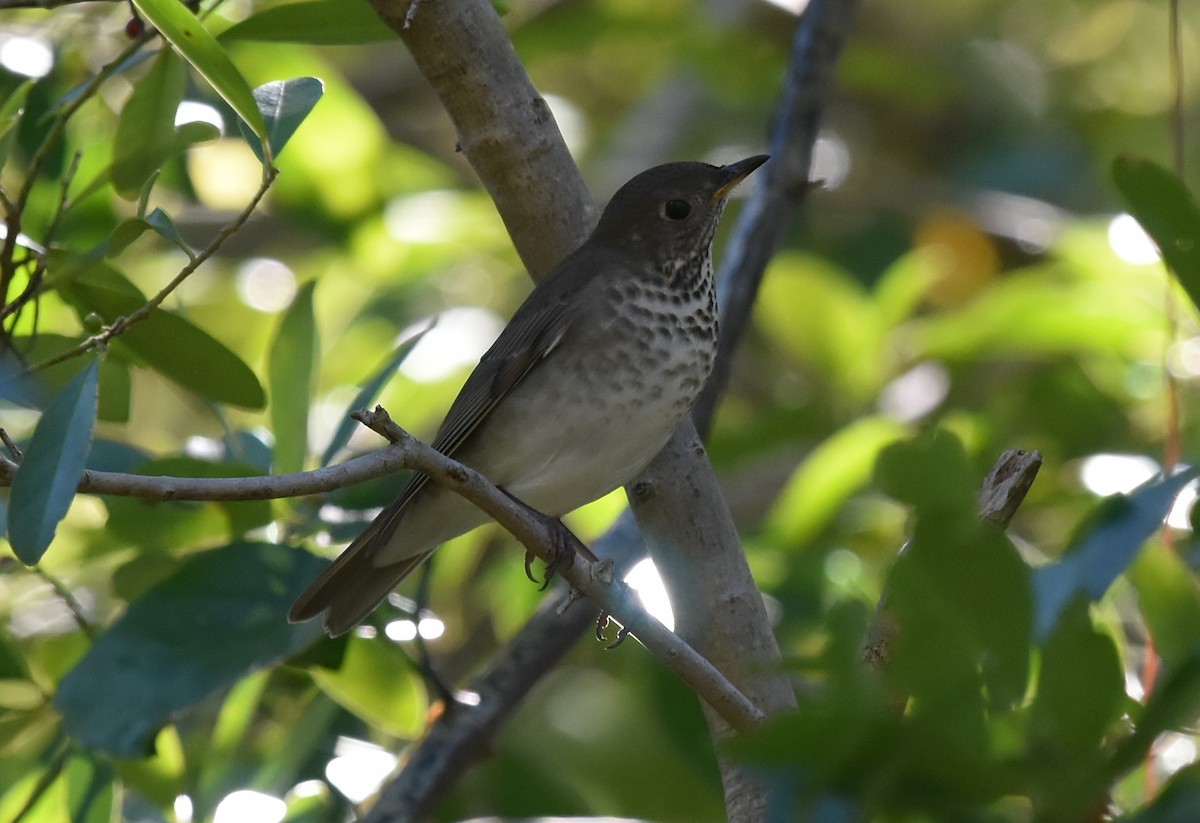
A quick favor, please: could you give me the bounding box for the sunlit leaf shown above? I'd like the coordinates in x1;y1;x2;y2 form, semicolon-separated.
7;360;98;564
220;0;395;44
269;280;317;474
1112;155;1200;315
0;80;33;169
307;635;427;737
1031;469;1198;641
130;0;267;151
238;77;325;163
54;543;326;757
765;416;908;546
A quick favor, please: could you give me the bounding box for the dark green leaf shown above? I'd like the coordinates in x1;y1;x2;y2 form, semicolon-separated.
107;218;150;257
111;48;186;199
319;324;431;467
237;77;324;163
54;543;327;757
1129;543;1200;670
1112;653;1200;778
1122;762;1200;823
874;428;976;519
131;0;267;148
269;281;317;474
1031;469;1198;641
1112;156;1200;315
1031;599;1123;755
220;0;395;44
7;361;99;564
57;263;265;409
144;207;194;257
103;456;272;549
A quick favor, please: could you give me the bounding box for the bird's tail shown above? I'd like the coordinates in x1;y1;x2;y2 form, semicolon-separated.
289;518;433;637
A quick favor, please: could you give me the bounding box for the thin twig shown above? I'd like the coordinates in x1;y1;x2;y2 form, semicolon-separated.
27;166;279;373
0;443;412;500
34;568;95;640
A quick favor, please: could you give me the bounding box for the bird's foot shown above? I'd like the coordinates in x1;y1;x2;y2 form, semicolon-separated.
595;610;631;649
524;514;576;590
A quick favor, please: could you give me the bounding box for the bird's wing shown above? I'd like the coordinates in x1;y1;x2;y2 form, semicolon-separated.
358;290;577;548
287;294;576;632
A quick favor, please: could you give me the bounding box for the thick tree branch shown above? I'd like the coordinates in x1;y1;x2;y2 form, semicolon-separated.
368;0;597;278
694;0;863;437
358;1;864;820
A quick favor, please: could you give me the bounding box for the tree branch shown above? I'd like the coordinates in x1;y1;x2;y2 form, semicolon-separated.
0;441;412;501
351;407;766;735
356;1;864;819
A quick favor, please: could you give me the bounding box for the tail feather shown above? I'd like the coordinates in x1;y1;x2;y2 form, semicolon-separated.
289;517;433;636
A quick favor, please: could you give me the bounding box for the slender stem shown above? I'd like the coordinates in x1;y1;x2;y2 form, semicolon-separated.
27;166;278;373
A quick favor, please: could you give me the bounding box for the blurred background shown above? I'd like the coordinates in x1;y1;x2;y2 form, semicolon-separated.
2;0;1200;820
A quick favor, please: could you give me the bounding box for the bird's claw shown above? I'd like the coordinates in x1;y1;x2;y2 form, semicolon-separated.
595;611;631;649
525;516;576;590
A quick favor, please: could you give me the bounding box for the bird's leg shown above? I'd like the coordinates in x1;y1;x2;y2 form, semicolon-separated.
497;488;592;589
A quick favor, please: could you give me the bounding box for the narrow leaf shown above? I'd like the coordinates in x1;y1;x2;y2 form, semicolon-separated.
220;0;395;44
54;543;326;757
144;207;194;258
1112;155;1200;314
130;0;267;151
319;323;432;467
57;263;265;408
269;281;317;474
1032;469;1198;641
7;361;99;564
112;48;186;199
237;78;324;163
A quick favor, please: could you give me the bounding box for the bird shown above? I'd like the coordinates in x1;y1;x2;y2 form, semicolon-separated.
289;155;769;636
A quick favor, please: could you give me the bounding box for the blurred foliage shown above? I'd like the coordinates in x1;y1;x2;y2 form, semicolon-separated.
3;0;1200;821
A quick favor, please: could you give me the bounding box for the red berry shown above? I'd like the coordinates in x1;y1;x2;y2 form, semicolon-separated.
125;17;144;38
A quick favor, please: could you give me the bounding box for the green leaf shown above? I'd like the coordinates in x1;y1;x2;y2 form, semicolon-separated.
111;48;187;199
765;415;908;546
1112;155;1200;314
7;361;99;564
220;0;395;44
1031;469;1198;641
1031;599;1123;756
319;324;431;467
57;263;265;409
0;80;33;169
130;0;267;153
237;78;325;163
53;543;327;757
269;281;317;474
1129;542;1200;670
103;457;272;549
144;207;194;257
308;635;427;737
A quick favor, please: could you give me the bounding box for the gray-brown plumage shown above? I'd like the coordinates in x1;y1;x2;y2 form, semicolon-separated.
289;156;769;636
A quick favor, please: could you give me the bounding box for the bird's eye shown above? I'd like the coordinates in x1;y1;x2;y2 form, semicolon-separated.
663;199;692;221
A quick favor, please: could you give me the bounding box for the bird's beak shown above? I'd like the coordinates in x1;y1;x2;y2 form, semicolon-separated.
710;154;770;203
